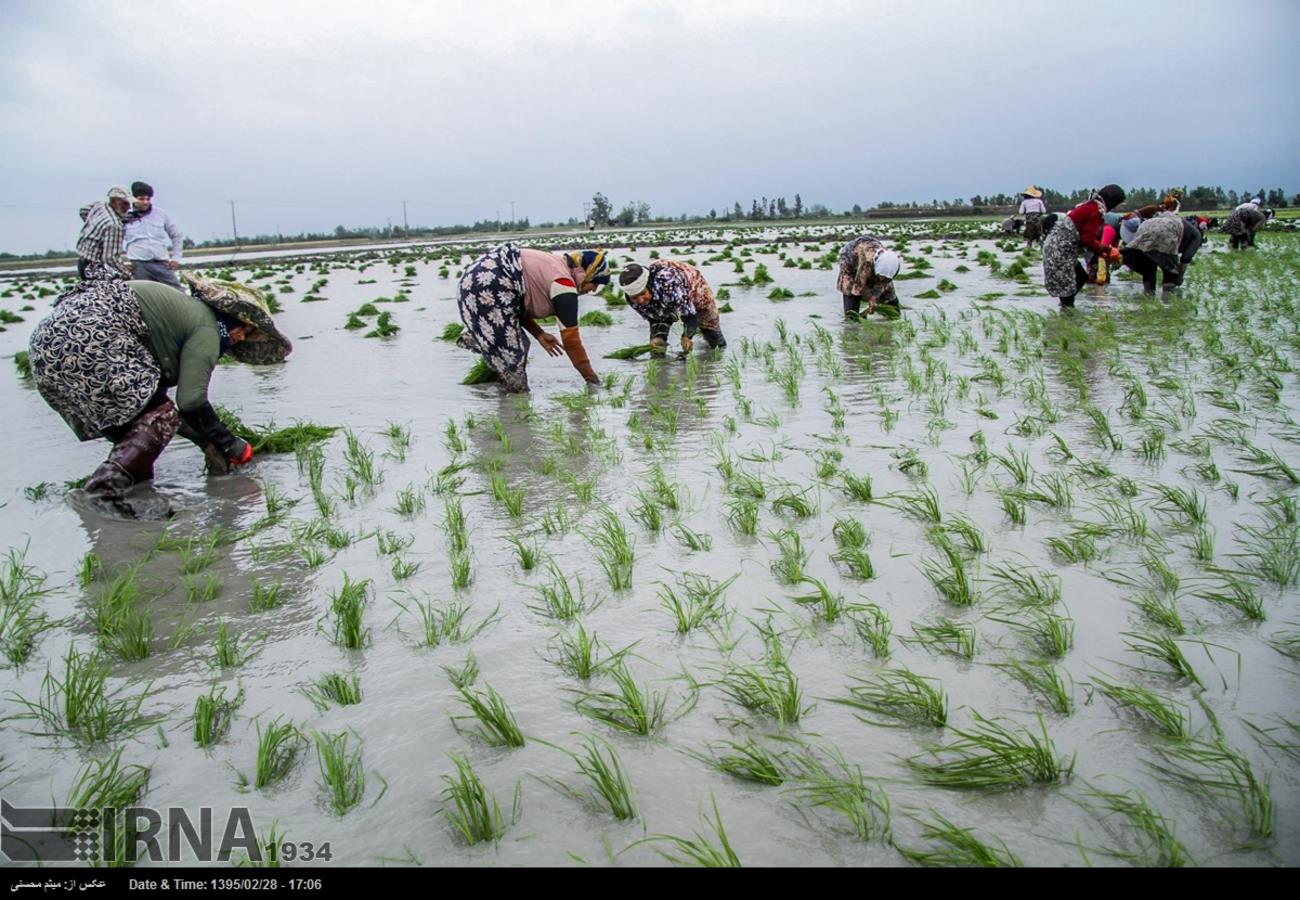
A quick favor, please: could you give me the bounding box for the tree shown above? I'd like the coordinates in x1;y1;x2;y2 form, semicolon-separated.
777;197;788;217
851;204;863;216
750;199;762;219
615;203;636;227
794;194;803;217
733;201;743;220
709;208;717;219
635;202;652;223
591;192;612;227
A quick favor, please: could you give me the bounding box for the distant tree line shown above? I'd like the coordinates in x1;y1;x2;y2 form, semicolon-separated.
876;185;1295;213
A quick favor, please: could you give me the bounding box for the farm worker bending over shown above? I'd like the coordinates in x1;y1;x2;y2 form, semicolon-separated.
456;244;607;392
1019;186;1048;248
76;185;134;281
1040;184;1126;308
26;275;291;518
836;235;902;317
618;260;727;354
1120;213;1204;293
1221;199;1270;250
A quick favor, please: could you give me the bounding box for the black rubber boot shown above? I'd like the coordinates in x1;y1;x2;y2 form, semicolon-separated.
700;328;727;349
649;321;671;355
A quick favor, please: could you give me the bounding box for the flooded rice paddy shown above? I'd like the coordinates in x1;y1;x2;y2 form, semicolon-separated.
1;224;1297;867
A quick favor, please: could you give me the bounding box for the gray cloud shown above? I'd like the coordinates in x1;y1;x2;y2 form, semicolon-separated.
2;0;1297;253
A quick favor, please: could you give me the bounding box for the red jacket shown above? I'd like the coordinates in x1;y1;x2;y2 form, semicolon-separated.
1066;200;1107;254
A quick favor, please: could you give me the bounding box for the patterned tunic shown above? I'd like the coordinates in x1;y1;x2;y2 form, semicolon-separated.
1221;206;1265;237
836;236;898;306
455;243;530;392
28;280;162;440
631;260;721;331
1041;215;1085;299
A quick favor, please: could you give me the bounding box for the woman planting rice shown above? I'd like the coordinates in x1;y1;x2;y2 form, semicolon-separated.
618;259;727;354
1221;198;1271;250
1040;184;1126;308
456;245;606;392
1120;213;1204;293
1018;186;1048;248
835;235;902;317
27;275;291;517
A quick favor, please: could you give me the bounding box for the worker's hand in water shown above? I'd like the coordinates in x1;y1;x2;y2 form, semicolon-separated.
1107;247;1122;263
228;438;254;466
537;332;563;357
680;335;694;353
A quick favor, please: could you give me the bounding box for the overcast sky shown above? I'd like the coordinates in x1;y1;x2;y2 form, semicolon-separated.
2;0;1297;253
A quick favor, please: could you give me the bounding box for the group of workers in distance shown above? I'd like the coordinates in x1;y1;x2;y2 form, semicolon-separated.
28;181;1278;516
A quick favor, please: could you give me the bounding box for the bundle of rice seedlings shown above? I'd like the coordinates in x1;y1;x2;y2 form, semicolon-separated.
215;406;337;454
461;357;500;384
604;344;654;360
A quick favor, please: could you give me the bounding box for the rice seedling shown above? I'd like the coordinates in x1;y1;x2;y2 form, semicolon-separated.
904;619;976;660
313;729;368;815
392;483;425;518
988;559;1061;606
64;747;150;828
848;603;892;658
448;549;474;589
541;502;572;536
630;489;664;532
832;666;947;727
1149;739;1273;841
0;545;55;666
328;575;371;650
791;574;851;624
728;469;767;501
993;660;1072;715
441;653;480;690
453;682;526;747
489;472;525;517
1187;523;1215;563
7;645;159;745
718;658;808;726
1084;405;1124;451
1149;483;1207;527
216;408;338;454
604;344;654;360
1082;786;1191;867
906;712;1072;790
588;508;635;590
300;672;362;712
574;663;670;736
1243;715;1300;764
885;482;943;523
1192;568;1265;621
443;418;468;454
638;796;741;867
724;497;759;536
918;537;978;607
192;684;243;747
550;623;632;680
1127;590;1187;634
529;560;596;621
1090;678;1190;739
341;429;384;488
439;321;465;341
660;572;737;633
1231;443;1298;484
1266;626;1300;661
940;514;988;554
671;522;713;552
768;528;809;585
461;357;499;384
1232;519;1299;588
1045;528;1100;564
440;753;513;846
1122;632;1204;687
184;573;222;605
77;551;104;588
772;487;817;519
558;734;638;820
898;810;1022;867
505;534;540;571
993;447;1033;485
783;751;891;843
988;606;1074;658
649;465;684;510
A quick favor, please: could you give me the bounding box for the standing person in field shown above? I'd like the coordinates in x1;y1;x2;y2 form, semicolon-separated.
618;259;728;354
124;181;185;289
1221;198;1270;250
836;234;902;317
1040;184;1126;308
456;245;607;392
1019;186;1048;248
1120;212;1204;293
26;274;291;518
76;185;134;281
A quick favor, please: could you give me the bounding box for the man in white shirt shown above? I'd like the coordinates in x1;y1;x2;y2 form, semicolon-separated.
124;181;185;288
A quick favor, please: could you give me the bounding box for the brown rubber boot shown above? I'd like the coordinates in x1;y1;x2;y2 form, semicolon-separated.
85;401;182;500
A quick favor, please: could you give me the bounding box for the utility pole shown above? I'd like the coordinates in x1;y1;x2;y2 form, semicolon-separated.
228;200;239;246
401;200;409;236
509;200;516;228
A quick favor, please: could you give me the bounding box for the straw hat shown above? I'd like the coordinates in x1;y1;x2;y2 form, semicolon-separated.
181;273;293;365
1021;185;1044;199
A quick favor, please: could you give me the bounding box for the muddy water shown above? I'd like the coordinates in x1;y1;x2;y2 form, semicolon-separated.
1;230;1296;867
